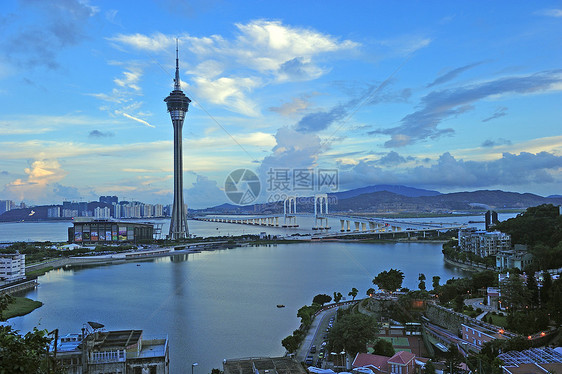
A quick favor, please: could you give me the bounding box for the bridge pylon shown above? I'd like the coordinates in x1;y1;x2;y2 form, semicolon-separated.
283;196;298;227
313;194;330;230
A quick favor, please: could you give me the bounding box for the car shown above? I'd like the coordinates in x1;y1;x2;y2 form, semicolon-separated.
305;356;314;365
318;352;324;359
310;345;316;353
321;341;327;347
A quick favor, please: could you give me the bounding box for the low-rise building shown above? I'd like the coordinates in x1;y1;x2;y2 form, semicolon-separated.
499;347;562;374
352;352;418;374
53;329;169;374
496;245;533;271
223;356;307;374
387;351;416;374
486;287;501;309
461;323;508;348
459;229;511;257
0;253;25;281
68;219;154;244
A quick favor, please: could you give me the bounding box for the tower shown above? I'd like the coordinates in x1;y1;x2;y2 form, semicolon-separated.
165;41;191;240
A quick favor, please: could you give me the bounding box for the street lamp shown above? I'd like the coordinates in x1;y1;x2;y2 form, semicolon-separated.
192;362;199;374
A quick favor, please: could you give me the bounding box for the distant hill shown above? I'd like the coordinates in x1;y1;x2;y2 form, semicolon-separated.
331;184;441;199
333;190;562;213
192;187;562;215
0;206;57;222
548;194;562;199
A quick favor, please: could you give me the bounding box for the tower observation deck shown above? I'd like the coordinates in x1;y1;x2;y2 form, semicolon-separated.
165;42;191;240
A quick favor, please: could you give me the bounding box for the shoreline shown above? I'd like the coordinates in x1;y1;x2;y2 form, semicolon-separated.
443;256;495;272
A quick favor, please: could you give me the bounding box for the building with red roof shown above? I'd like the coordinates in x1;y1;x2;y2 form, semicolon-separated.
387;351;416;374
352;351;417;374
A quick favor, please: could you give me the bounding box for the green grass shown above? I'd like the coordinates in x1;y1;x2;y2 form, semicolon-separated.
485;313;508;328
379;336;410;346
1;297;43;321
26;266;54;278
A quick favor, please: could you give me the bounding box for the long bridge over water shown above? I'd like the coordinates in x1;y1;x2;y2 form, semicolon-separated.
193;194;467;237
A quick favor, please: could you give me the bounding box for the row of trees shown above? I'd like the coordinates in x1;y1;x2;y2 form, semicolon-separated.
0;295;64;373
494;204;562;271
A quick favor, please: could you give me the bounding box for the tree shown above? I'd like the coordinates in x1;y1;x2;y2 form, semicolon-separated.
327;313;379;357
333;292;343;303
372;269;404;292
548;277;562;326
0;294;14;320
526;274;539;308
418;273;426;291
424;360;436;374
371;338;394;356
366;288;375;297
0;295;66;374
454;294;465;312
500;273;531;312
281;334;300;353
471;270;498;291
444;344;465;374
298;305;321;326
432;276;440;290
348;287;358;301
541;271;552;305
313;294;332;306
0;326;52;373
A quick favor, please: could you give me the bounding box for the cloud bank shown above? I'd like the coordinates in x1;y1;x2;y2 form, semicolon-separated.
371;69;562;147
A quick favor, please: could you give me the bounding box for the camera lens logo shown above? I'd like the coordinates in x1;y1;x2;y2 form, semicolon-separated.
224;169;261;205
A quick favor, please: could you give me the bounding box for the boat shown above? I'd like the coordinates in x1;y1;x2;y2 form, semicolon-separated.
277;304;285;308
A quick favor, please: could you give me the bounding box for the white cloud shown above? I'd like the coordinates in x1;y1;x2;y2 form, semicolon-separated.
108;20;360;116
114;67;143;91
193;76;262;117
108;32;174;52
535;8;562;17
186;174;227;209
269;96;314;117
119;111;155;128
4;159;68;202
377;35;432;56
0;113;120;135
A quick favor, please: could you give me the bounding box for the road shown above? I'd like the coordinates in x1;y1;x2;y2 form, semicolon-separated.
295;306;339;366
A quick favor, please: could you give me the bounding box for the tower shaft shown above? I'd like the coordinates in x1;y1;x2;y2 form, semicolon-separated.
169;117;188;239
165;42;191;240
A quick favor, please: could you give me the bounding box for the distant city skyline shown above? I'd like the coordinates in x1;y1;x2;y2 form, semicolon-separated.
1;1;561;208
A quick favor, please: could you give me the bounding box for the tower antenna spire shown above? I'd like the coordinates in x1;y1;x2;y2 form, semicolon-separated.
174;38;181;90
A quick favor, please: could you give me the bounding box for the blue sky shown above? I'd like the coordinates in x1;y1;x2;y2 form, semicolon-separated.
1;0;561;208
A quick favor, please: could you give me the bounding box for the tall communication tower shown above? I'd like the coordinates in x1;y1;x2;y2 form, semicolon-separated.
165;41;190;240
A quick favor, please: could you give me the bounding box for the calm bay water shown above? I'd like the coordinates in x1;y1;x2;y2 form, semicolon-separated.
5;241;469;374
0;213;517;243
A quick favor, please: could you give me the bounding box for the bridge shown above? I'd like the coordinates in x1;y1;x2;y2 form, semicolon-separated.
193;194;467;236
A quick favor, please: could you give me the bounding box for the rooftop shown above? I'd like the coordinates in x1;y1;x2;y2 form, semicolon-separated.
92;330;143;351
498;347;562;366
387;351;415;365
352;353;390;370
223;357;306;374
